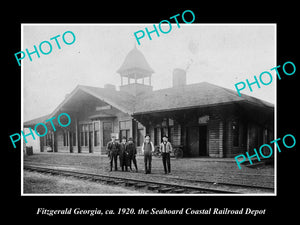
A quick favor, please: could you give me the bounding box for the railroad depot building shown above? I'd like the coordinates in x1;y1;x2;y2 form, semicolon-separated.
24;47;274;158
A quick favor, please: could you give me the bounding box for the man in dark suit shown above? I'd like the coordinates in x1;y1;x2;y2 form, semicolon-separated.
127;137;138;172
119;137;129;171
106;135;120;171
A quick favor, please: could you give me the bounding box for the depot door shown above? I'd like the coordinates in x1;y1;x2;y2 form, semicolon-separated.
187;126;199;157
187;125;207;157
199;125;207;156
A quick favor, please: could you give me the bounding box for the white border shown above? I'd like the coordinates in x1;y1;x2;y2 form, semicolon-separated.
21;24;24;195
21;23;277;196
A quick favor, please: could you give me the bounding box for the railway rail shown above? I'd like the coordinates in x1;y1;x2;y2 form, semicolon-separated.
24;165;240;194
24;164;274;194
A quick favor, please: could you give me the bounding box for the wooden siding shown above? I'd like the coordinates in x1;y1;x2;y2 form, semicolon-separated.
169;121;180;147
36;99;273;159
207;119;223;157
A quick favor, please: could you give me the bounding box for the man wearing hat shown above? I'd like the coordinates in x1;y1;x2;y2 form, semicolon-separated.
106;135;120;171
141;135;155;174
126;137;138;172
159;135;173;174
119;136;129;171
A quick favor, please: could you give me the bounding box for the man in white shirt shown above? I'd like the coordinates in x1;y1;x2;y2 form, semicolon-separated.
159;135;173;174
141;135;155;174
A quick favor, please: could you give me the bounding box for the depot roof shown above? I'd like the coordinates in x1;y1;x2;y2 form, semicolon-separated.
133;82;274;114
24;81;274;127
23;114;51;128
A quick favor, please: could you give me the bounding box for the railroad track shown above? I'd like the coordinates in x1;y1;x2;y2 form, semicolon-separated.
24;165;240;194
171;175;274;190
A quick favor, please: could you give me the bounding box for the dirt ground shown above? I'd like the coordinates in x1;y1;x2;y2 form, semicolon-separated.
23;153;275;194
23;170;145;194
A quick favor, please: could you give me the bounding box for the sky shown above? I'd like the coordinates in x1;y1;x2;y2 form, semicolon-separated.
23;24;276;122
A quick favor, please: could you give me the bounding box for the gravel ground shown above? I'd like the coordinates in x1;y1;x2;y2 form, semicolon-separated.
24;153;275;192
23;170;146;194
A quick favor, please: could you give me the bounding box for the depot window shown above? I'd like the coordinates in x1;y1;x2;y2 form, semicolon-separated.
94;122;100;146
80;124;89;147
161;118;174;143
72;131;76;146
45;133;53;146
120;120;131;141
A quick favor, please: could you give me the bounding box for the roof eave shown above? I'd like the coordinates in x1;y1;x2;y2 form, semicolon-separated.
132;101;243;115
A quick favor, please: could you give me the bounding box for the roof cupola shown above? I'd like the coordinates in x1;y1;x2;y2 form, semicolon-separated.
117;46;154;96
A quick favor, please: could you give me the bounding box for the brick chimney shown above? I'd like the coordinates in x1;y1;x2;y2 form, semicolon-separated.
172;68;186;87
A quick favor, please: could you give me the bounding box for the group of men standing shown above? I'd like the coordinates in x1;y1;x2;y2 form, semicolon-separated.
106;136;138;172
106;134;172;174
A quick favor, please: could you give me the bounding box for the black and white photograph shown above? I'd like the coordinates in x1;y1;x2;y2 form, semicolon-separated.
4;5;298;221
21;24;276;195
